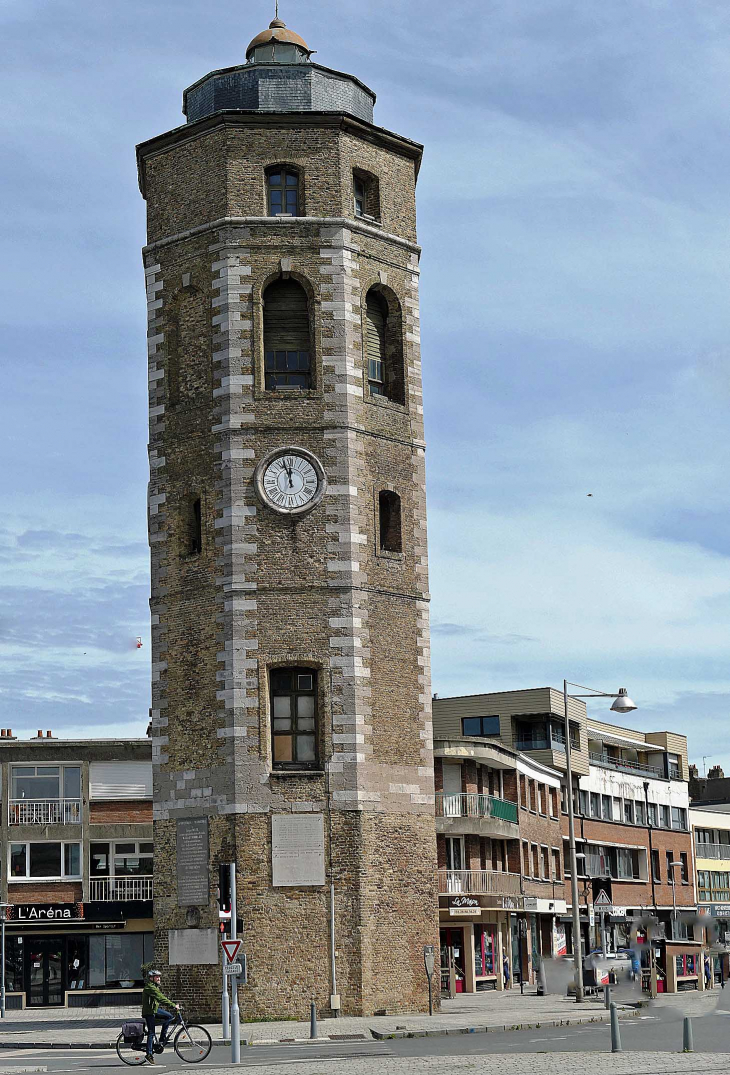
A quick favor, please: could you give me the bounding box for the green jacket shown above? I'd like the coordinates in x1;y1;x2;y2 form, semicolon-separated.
142;981;176;1017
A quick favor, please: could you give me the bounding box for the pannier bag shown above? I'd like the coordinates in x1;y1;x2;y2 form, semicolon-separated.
122;1021;146;1043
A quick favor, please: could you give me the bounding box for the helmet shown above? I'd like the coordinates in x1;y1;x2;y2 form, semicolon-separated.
148;969;162;979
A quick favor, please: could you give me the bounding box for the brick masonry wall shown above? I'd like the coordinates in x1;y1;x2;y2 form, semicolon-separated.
140;106;436;1019
560;813;696;908
89;801;153;824
8;882;82;903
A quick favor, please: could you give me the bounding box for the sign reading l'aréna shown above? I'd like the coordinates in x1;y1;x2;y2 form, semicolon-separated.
9;903;84;921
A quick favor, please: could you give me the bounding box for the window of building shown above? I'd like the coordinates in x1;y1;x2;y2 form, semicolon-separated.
648;803;658;827
635;800;645;826
550;788;558;817
680;852;689;882
661;805;671;828
698;869;711;901
186;497;202;556
532;844;540;877
474;924;497;977
624;800;634;825
378;490;402;553
267;167;299;215
9;841;81;880
90;841;153;878
541;846;550;878
590;792;601;818
89;933;155;989
263;278;311;390
666;851;676;881
601;795;612;820
519;775;527;809
530;781;537;812
651;849;661;882
270;667;318;769
11;765;81;801
671;806;687;831
462;716;500;738
552;847;561;879
523;841;530;875
364;288;404;404
352;170;380;220
579;790;589;816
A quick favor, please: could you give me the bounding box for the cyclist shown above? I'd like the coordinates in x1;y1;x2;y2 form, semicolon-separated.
142;969;179;1064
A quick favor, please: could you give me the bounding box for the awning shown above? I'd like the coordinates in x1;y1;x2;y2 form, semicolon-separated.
587;727;655;751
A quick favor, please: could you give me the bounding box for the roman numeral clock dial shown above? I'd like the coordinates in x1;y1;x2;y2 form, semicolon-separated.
254;447;327;517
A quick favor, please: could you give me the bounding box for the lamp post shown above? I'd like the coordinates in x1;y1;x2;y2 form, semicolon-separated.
562;681;637;1002
0;902;8;1019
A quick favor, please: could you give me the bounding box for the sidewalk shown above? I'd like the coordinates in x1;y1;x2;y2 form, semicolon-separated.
0;988;655;1048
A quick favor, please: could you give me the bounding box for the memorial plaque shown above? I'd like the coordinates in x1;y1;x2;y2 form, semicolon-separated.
176;816;209;907
168;928;218;966
272;814;325;887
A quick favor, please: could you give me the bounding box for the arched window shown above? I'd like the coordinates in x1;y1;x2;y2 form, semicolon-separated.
366;291;387;396
267;167;299;216
263;279;311;390
379;490;402;553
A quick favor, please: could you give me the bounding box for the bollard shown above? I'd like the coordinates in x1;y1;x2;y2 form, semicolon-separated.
310;1000;318;1040
610;1003;622;1053
604;985;611;1010
683;1016;694;1053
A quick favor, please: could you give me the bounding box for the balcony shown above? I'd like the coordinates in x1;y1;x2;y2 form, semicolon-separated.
588;752;662;778
89;876;153;901
696;842;730;861
9;799;81;825
437;869;521;896
436;792;518;824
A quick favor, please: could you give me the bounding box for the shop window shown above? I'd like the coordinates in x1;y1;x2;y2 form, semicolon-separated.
462;716;500;740
9;841;81;879
474;924;497;977
270;667;318;769
263;278;311;390
378;490;402;552
267;167;300;216
5;937;24;992
88;933;154;988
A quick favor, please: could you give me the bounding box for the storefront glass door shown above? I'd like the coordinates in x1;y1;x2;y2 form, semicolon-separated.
26;938;64;1007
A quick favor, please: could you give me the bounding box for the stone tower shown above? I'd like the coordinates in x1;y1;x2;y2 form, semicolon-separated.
138;18;437;1019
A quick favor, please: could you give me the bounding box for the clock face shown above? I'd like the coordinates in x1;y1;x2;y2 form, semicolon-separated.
255;448;326;516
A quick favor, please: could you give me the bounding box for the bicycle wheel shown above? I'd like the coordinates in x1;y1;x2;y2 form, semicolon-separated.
174;1023;212;1062
116;1034;148;1066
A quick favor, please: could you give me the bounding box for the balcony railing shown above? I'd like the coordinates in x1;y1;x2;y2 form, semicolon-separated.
437;869;521;896
588;752;662;778
515;737;549;751
436;793;518;824
89;876;153;902
8;799;81;825
696;842;730;860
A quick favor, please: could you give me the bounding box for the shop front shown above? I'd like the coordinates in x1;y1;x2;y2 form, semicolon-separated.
3;903;153;1008
440;894;522;994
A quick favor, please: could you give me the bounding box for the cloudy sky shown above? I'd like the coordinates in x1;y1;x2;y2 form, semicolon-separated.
1;0;729;770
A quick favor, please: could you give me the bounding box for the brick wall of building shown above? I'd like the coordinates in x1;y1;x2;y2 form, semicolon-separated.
89;801;153;825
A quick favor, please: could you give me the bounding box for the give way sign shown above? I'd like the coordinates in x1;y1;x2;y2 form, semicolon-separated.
221;938;242;964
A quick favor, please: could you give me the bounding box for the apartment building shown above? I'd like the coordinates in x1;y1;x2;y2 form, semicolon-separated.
691;804;730;982
0;730;153;1008
433;689;704;994
434;705;566;993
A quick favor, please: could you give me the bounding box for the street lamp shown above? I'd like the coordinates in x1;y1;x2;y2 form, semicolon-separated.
0;902;8;1019
562;681;638;1002
669;861;684;941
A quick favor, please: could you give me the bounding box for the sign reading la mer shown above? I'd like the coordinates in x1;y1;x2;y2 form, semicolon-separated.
11;904;83;922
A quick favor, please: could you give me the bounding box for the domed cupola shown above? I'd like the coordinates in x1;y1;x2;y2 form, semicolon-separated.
245;19;313;64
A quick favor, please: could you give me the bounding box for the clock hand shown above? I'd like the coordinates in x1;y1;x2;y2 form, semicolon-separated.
282;457;294;488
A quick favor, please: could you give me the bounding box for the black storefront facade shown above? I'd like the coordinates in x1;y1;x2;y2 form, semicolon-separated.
4;901;153;1008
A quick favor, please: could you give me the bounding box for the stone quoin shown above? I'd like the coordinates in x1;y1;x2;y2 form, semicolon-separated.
137;17;438;1020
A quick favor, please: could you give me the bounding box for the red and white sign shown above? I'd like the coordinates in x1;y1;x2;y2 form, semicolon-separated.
221;939;242;964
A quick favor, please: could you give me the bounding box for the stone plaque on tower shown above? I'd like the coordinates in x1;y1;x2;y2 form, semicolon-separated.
139;14;438;1020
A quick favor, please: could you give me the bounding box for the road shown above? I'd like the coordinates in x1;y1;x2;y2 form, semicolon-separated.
4;1007;730;1070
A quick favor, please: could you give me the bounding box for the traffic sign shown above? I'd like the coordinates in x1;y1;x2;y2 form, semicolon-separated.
221;938;242;963
223;963;242;975
594;890;612;909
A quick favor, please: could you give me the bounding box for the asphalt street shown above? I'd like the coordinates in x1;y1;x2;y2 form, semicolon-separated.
4;1007;730;1070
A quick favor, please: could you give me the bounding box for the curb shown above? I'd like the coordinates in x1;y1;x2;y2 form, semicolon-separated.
369;1007;640;1040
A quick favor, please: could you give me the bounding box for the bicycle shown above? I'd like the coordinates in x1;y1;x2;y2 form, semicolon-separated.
116;1006;212;1065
